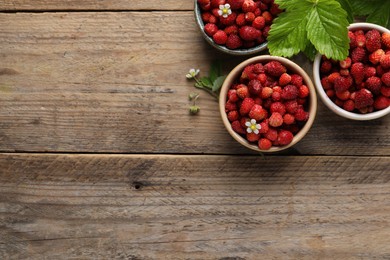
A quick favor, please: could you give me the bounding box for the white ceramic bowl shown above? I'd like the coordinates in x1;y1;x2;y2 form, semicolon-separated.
194;0;267;55
313;22;390;120
219;55;317;152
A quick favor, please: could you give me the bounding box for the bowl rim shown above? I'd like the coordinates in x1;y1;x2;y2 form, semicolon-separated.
219;55;317;152
194;0;268;56
313;22;390;121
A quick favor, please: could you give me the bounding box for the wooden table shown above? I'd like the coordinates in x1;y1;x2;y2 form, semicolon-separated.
1;1;389;259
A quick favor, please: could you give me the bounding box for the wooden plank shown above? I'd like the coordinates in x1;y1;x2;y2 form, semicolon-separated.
1;153;390;259
0;0;193;11
0;12;389;155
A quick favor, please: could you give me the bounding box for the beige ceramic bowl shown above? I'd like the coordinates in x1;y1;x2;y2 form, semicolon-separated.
194;0;267;55
313;23;390;120
219;55;317;152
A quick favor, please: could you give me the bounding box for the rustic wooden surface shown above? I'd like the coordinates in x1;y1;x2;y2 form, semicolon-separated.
0;1;389;259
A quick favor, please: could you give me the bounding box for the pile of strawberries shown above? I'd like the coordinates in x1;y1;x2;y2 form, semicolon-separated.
225;60;311;150
319;29;390;113
197;0;281;50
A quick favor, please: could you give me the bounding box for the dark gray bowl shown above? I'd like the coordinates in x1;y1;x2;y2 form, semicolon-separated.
194;0;268;56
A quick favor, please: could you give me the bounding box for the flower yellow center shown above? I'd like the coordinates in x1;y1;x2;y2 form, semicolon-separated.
222;8;229;14
251;125;256;130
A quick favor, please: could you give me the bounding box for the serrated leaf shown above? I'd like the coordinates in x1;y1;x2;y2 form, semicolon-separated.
268;2;312;57
200;76;213;89
336;0;354;23
306;0;349;60
274;0;301;9
351;0;381;16
303;41;317;61
208;60;222;83
212;75;226;92
366;2;390;29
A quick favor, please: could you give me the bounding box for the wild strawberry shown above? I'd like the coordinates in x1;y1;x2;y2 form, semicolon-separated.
240;117;249;128
252;16;266;30
235;13;246;26
269;112;283;127
351;62;365;84
221;12;237;26
239;26;261;41
248;79;263;95
348;31;357;48
376;64;385;77
354;89;374;109
381;87;390;97
320;60;333;74
264;127;278;141
327;72;341;84
242;0;256;12
258;138;272;150
249;104;267;121
262;11;273;24
326;89;335;98
364;66;376;78
201;12;212;23
365;76;382;94
281;84;299;100
382;72;390;87
204;23;219;36
264;61;287;77
355;34;366;47
198;0;211;5
247;132;260;142
283;114;295;125
225;100;237;112
277;130;294;146
227;110;239;121
210;0;226;8
321;77;332;90
355;29;365;36
343;99;355;111
340;69;349;76
382;32;390;49
374;96;390;110
279;73;291;86
259;120;269;134
236;84;249;99
271;91;281;101
224;25;239;35
334;99;344;107
298;85;310;98
290;74;303;87
228;89;239;102
270;102;286;115
380;54;390;69
369;49;385;64
226;34;243;49
262;26;271;38
365;29;381;53
253;63;264;74
231;120;246;134
294;108;309;121
254;97;262;105
351;47;367;63
339;57;352;69
285;100;298;114
240;97;255;115
243;40;256;48
245;12;255;23
261;86;273;99
227;0;244;10
208;15;218;23
241;64;257;81
270;3;282;15
334;76;353;92
213;30;228;44
336;90;351;100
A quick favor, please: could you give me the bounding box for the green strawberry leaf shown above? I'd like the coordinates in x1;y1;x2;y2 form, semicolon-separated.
200;76;213;89
336;0;354;23
351;0;381;16
303;41;317;61
208;60;222;83
366;1;390;29
306;0;349;60
212;75;226;92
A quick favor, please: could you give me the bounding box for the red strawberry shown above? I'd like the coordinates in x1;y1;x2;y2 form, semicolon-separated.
225;100;237;111
327;72;341;84
245;12;255;23
365;29;381;53
351;62;365;84
220;12;237;26
264;127;278;141
269;112;283;127
247;132;260;142
334;76;353;92
374;96;390;110
343;99;355;112
351;47;367;63
382;32;390;49
259;120;269;134
239;97;255;115
381;87;390;97
258;138;272;150
261;86;273;99
285;100;299;114
281;84;299;100
224;25;239;35
242;0;256;12
294;108;309;121
355;34;366;47
290;74;303;87
239;26;261;41
320;60;333;74
227;110;239;121
253;63;264;74
264;61;287;77
236;84;249;99
283;114;295;125
235;13;246;26
364;66;376;79
270;102;286;115
348;31;357;48
198;0;211;5
241;64;257;81
252;16;266;30
339;57;352;69
382;72;390;87
277;130;293;146
213;30;228;44
231;120;246;134
210;0;226;8
380;54;390;69
336;90;351;100
365;76;382;94
262;11;273;24
354;89;374;109
249;104;267;121
204;23;219;36
227;0;244;10
226;34;243;49
248;79;263;95
270;3;282;15
228;89;239;102
279;73;291;86
298;85;310;98
321;77;332;90
369;49;385;64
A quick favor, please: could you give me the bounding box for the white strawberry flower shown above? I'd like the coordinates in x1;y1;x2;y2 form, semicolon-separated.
218;4;232;18
186;68;200;79
245;119;261;134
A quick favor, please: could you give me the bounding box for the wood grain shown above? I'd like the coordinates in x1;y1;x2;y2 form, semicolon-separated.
1;153;390;259
0;12;389;155
0;0;193;11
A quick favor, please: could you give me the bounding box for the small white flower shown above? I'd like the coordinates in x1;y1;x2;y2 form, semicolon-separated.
245;119;261;135
217;4;232;18
186;68;200;79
